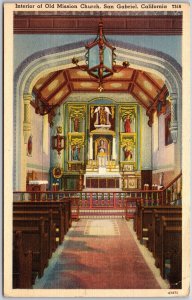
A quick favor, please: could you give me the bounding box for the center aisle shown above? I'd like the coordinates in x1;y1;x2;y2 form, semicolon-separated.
34;219;161;289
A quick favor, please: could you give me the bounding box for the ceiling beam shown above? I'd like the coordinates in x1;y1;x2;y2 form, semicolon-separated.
142;72;162;91
33;88;49;105
56;86;71;106
37;71;61;93
46;81;69;103
128;69;139;95
147;84;169;113
130;91;148;110
134;81;155;103
64;70;74;93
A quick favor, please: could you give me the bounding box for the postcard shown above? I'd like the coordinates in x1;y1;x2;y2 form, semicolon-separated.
4;2;190;297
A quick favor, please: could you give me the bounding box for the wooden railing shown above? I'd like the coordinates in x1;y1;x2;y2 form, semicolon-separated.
13;190;163;205
161;172;182;205
13;173;182;219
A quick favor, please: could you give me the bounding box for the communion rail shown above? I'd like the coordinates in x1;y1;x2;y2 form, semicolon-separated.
13;173;182;219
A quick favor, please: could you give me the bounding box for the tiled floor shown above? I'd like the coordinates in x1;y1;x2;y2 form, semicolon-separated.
34;219;162;289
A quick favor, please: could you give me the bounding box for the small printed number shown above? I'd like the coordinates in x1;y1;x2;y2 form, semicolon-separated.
172;5;181;8
168;291;179;295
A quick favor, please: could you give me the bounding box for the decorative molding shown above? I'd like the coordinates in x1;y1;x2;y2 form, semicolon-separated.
23;93;32;143
68;104;86;119
119;105;137;124
120;133;136;149
14;15;182;35
68;132;85;147
14;11;182;16
169;92;178;143
147;85;169;114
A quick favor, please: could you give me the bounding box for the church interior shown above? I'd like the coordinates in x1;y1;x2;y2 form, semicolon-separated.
12;11;182;291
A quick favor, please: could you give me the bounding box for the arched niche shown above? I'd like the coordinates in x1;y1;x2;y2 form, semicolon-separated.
14;40;182;190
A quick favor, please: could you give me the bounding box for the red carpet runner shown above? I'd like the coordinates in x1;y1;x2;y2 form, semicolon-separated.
40;219;160;289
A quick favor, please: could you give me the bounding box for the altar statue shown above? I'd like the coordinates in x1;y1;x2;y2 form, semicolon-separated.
74;116;80;132
94;106;111;126
72;145;80;160
124;115;132;133
123;146;132;161
97;139;108;167
99;107;107;125
98;139;107;154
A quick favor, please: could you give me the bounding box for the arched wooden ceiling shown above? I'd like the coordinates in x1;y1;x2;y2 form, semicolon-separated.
32;65;168;115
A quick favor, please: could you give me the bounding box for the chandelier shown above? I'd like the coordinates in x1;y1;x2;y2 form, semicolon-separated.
72;18;129;92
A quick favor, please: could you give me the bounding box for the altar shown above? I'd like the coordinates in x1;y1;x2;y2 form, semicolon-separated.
64;103;140;190
27;180;48;192
85;175;121;189
83;105;122;188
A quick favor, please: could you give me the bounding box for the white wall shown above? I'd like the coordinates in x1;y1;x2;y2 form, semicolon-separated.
140;107;152;170
152;112;174;171
26;108;50;176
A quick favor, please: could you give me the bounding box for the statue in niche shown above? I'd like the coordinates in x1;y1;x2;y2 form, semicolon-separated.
72;145;80;161
97;139;108;167
123;146;133;161
98;139;107;154
73;116;80;132
94;106;111;126
124;115;132;133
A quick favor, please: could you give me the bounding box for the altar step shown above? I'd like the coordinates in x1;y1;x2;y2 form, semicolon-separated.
79;209;125;218
73;208;136;219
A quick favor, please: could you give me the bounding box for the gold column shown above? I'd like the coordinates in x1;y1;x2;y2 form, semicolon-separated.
23;93;32;144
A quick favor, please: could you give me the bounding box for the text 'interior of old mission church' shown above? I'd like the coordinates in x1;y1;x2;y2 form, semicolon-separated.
12;10;183;292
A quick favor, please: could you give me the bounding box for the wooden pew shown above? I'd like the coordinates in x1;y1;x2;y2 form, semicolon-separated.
28;198;72;227
13;202;65;244
155;217;182;284
14;199;71;226
13;231;32;289
169;249;182;289
60;199;72;233
133;200;140;232
13;210;56;258
148;209;182;255
135;204;182;242
66;197;79;222
13;217;49;281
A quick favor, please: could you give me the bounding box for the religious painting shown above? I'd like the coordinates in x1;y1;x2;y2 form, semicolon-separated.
52;165;64;179
165;114;173;146
27;135;32;156
4;2;190;299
